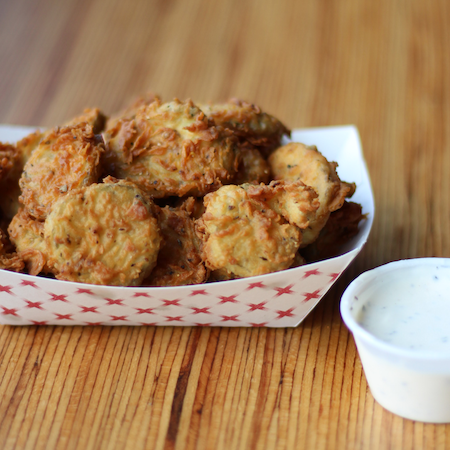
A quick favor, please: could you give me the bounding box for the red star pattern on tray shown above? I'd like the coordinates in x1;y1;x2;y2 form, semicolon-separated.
49;293;69;302
1;307;18;316
0;250;355;327
0;285;15;295
191;307;211;314
21;279;39;288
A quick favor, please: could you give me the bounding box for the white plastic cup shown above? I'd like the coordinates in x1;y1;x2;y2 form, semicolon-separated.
341;258;450;423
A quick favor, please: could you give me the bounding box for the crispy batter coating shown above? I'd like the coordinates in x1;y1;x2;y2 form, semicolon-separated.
0;131;43;219
199;99;290;156
0;229;25;272
65;108;107;134
0;142;16;180
243;181;319;230
8;207;48;275
175;196;206;220
290;251;306;268
302;201;365;262
103;98;241;198
144;205;207;286
268;142;356;246
232;144;271;185
19;124;104;220
197;184;301;278
44;180;162;286
107;92;157;129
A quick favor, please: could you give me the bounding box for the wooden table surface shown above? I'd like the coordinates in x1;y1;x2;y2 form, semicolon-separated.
1;0;449;448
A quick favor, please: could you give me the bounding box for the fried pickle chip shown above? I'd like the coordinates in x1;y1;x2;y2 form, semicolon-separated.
232;144;271;185
19;123;104;220
0;142;17;180
302;201;365;262
8;207;49;275
107;92;158;129
197;184;301;278
268;142;356;246
0;131;43;219
199;99;290;156
103;98;241;198
0;229;25;272
243;180;319;230
64;108;107;134
144;205;207;286
44;180;162;286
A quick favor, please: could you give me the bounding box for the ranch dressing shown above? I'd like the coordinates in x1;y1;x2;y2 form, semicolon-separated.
342;260;450;422
356;268;450;352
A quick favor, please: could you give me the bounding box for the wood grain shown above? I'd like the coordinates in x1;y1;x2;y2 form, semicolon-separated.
1;0;450;448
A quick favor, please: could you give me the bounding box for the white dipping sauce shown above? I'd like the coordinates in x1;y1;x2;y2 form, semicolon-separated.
356;267;450;352
341;259;450;422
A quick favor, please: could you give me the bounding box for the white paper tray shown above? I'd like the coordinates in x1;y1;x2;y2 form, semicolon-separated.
0;125;374;327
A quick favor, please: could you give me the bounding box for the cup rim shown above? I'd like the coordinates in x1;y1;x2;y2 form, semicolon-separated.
340;257;450;361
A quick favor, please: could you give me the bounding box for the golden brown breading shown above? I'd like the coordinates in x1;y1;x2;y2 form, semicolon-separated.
19;124;104;220
144;205;207;286
44;180;162;286
302;201;365;262
232;144;271;185
176;196;206;220
107;92;158;129
8;207;49;275
208;268;237;282
199;99;290;156
0;143;16;180
243;180;319;230
103;98;241;198
268;142;355;246
196;184;301;278
0;229;25;272
64;108;107;134
0;131;43;219
290;251;306;268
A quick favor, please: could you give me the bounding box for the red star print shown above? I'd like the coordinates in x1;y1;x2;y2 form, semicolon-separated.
276;307;295;319
165;316;183;322
133;292;151;297
31;320;47;325
1;307;18;316
80;306;98;313
302;289;321;302
49;293;68;302
248;302;267;311
274;284;295;297
21;280;39;288
190;289;207;296
76;288;95;295
110;315;128;321
86;322;103;326
25;301;43;309
303;269;321;278
105;298;124;305
221;315;240;322
195;323;212;327
218;295;238;304
247;282;265;290
0;285;14;295
140;322;157;326
191;307;211;314
55;313;72;320
329;273;340;281
162;299;181;306
250;322;268;327
135;308;155;314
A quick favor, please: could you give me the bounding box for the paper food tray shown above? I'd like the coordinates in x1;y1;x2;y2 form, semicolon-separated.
0;125;374;327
